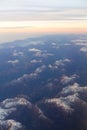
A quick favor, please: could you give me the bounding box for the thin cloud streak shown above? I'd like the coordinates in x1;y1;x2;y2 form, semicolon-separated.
0;9;87;21
0;0;87;10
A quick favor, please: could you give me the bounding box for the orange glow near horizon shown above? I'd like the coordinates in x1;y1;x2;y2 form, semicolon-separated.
0;27;87;34
0;20;87;43
0;20;87;34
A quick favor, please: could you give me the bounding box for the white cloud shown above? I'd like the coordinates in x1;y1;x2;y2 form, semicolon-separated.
13;51;24;56
45;93;79;113
55;60;65;66
0;120;23;130
51;42;59;49
48;58;71;70
63;58;71;62
29;48;41;52
0;96;49;130
10;65;46;85
60;83;87;96
35;65;46;73
45;82;87;113
28;41;44;45
2;97;32;109
0;108;16;120
30;59;42;63
72;39;87;53
8;59;19;64
35;51;53;58
80;47;87;52
28;65;46;78
61;74;78;85
0;97;32;121
0;97;32;130
72;39;87;46
0;97;31;122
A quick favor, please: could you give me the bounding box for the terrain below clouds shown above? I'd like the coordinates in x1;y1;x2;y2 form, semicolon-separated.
0;34;87;130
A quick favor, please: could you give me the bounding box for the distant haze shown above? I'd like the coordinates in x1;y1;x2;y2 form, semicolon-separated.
0;0;87;43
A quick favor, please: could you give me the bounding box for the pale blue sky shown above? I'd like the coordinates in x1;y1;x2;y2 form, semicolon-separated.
0;0;87;10
0;0;87;21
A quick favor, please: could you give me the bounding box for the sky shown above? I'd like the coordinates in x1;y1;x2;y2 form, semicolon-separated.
0;0;87;43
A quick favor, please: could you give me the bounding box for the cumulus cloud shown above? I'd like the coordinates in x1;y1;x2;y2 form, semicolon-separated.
44;82;87;114
28;48;53;58
0;120;24;130
2;97;32;109
29;48;41;52
48;58;71;70
29;47;53;58
27;65;46;78
63;58;71;62
72;39;87;46
35;51;53;58
0;97;32;130
72;39;87;54
60;83;87;96
45;93;79;113
61;74;79;85
0;97;32;120
34;65;46;73
51;42;59;49
0;97;50;130
10;65;46;85
30;59;42;64
28;41;44;45
0;108;16;120
8;59;19;64
80;47;87;52
13;50;24;56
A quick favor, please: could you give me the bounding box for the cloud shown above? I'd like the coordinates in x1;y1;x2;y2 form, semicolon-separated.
35;51;53;58
30;59;42;64
27;65;46;78
29;48;53;58
51;42;59;49
28;41;44;45
0;96;50;130
29;48;54;58
60;83;87;96
72;39;87;46
45;93;79;113
63;58;71;62
13;50;24;56
29;48;41;52
0;97;32;130
2;97;32;109
0;0;87;11
0;0;87;21
80;47;87;52
61;74;79;85
34;65;46;73
44;82;87;114
8;59;19;64
0;120;24;130
0;108;16;120
48;58;71;70
9;65;46;85
72;39;87;53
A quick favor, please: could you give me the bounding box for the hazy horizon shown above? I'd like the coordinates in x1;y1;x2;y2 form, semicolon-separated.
0;0;87;43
